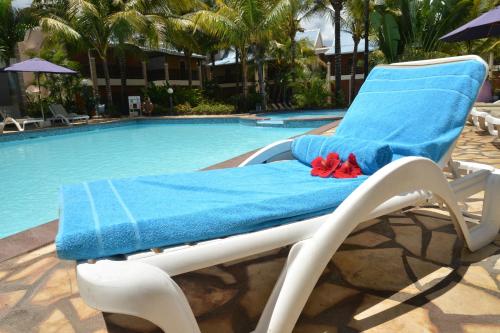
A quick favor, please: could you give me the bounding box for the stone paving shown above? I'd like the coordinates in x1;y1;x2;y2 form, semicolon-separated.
0;124;499;333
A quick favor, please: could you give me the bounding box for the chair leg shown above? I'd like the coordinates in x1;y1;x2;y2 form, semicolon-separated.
479;116;488;131
254;241;306;332
77;261;201;333
467;170;500;250
487;121;497;136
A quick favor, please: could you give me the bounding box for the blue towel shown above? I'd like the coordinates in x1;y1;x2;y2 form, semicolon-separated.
57;161;366;260
291;135;393;175
336;60;486;162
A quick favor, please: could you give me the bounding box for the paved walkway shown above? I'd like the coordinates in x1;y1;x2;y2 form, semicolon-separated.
0;124;499;333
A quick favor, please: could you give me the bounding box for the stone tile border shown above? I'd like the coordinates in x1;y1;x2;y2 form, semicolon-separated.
0;221;58;262
0;113;341;143
0;120;340;263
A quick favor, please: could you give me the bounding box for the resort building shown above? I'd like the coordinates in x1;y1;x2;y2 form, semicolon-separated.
210;28;374;103
2;28;205;112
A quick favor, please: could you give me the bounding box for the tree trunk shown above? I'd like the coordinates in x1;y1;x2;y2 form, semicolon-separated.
289;27;297;104
331;0;343;102
13;44;27;113
290;28;297;81
350;38;360;105
363;0;370;79
255;45;266;112
118;51;127;114
88;49;100;105
235;48;240;90
101;56;113;107
185;51;193;87
241;52;249;112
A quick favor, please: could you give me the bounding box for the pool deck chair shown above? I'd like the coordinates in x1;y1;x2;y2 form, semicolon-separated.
486;110;500;138
0;107;44;133
58;56;500;333
471;101;500;130
48;103;89;125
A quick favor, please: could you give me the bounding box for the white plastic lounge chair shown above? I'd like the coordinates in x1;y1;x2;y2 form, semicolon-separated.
48;103;89;125
0;107;44;133
58;56;500;333
486;110;500;138
471;101;500;130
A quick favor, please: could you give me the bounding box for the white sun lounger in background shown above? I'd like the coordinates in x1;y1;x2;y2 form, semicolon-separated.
471;100;500;131
48;103;89;125
486;110;500;138
0;106;44;133
59;56;500;333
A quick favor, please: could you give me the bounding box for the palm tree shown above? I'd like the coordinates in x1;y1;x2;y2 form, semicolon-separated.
281;0;316;81
316;0;344;103
363;0;370;78
192;0;289;111
372;0;475;63
344;0;365;104
165;28;200;87
109;0;198;109
331;0;344;100
0;0;36;65
40;0;121;107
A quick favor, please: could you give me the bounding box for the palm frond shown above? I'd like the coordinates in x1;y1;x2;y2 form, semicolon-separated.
40;16;81;41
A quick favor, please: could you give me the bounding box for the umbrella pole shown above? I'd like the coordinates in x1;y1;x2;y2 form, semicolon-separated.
37;73;45;120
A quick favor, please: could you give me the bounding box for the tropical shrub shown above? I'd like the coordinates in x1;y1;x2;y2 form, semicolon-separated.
173;102;234;115
190;103;234;115
144;83;203;107
173;102;192;114
174;87;203;106
292;76;330;109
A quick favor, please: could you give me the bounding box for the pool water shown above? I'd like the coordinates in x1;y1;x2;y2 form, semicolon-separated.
0;122;312;237
259;109;346;120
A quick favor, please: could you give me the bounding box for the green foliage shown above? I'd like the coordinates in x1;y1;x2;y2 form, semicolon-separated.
144;83;203;107
173;102;192;114
0;0;36;64
25;94;49;118
31;44;84;112
292;76;330;109
371;8;400;63
371;0;496;63
174;87;203;106
190;103;234;115
173;101;234;115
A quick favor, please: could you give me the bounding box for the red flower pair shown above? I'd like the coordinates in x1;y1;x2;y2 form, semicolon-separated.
311;153;362;178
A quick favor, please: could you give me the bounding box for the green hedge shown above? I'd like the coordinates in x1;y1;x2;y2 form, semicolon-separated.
174;102;234;115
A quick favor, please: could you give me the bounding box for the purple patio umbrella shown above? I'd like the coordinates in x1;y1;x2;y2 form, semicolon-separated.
3;58;77;119
440;6;500;42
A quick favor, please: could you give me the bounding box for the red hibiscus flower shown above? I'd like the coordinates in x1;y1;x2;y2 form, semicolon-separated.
311;153;341;178
333;153;362;178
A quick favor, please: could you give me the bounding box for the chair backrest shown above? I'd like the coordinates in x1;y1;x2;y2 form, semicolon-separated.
0;105;19;120
336;56;488;164
50;104;69;117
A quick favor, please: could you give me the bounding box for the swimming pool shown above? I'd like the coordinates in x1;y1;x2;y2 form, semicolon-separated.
258;109;346;120
0;121;313;238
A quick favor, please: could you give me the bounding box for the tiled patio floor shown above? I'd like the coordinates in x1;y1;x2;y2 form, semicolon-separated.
0;124;499;333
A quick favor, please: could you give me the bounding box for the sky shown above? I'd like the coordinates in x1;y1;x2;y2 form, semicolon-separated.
13;0;335;45
12;0;31;8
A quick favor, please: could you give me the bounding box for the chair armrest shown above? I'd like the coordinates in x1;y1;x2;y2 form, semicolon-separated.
239;139;294;167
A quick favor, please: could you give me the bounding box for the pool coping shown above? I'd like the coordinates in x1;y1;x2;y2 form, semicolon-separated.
0;112;345;142
0;120;340;263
